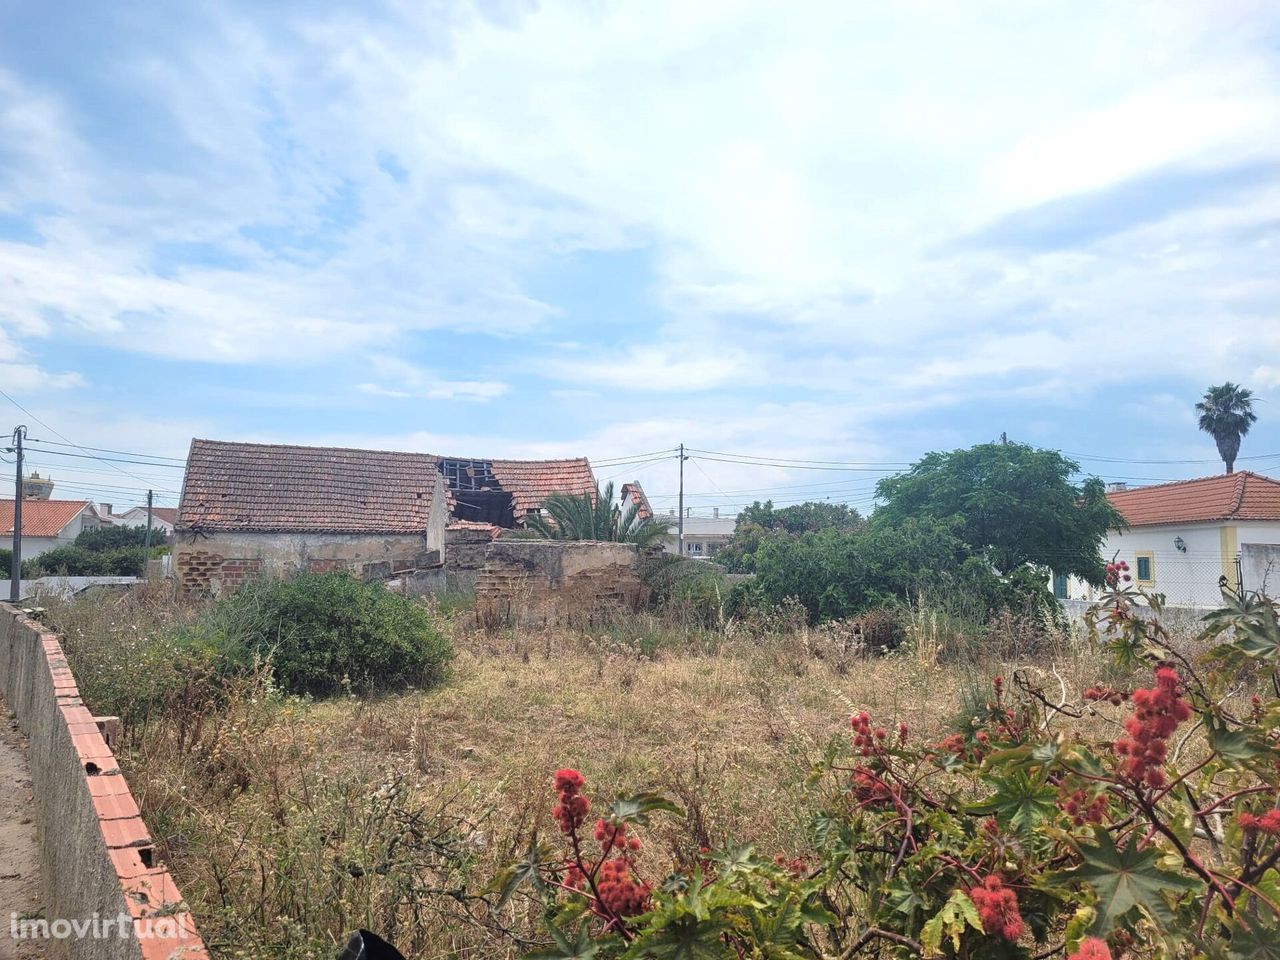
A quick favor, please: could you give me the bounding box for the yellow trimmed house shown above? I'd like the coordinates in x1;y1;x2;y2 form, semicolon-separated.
1053;471;1280;607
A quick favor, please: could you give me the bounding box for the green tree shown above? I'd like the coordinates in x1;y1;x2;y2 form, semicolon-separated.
873;442;1121;585
736;500;864;534
526;481;673;548
1196;381;1258;474
718;500;864;573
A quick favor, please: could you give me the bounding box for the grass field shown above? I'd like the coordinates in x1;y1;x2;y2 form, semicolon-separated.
46;587;1145;960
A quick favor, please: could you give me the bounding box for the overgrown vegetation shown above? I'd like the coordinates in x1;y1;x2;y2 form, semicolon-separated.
20;523;166;578
527;481;673;548
43;570;1268;959
512;583;1280;960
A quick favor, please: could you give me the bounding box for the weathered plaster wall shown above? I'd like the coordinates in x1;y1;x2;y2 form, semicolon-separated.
173;531;442;595
474;540;647;626
443;526;501;593
0;603;206;959
1242;542;1280;596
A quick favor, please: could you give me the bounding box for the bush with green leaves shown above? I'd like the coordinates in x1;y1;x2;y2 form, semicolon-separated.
504;585;1280;959
179;572;451;697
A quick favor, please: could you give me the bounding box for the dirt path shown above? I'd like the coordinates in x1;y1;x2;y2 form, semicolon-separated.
0;697;46;959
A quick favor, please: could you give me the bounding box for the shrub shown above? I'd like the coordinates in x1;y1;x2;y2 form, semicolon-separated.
181;572;452;697
639;554;729;628
504;586;1280;958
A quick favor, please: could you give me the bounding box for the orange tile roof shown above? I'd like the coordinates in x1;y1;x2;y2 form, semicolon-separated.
0;499;93;537
178;439;443;533
485;457;597;516
446;520;503;538
1108;471;1280;527
177;439;597;533
620;481;653;519
151;507;178;525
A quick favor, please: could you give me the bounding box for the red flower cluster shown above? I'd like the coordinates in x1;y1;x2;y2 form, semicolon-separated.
595;856;651;916
552;769;590;834
850;766;896;806
1084;686;1129;706
773;854;808;878
1239;809;1280;835
1113;666;1191;788
594;817;642;853
1060;787;1108;827
1068;937;1112;960
965;875;1025;941
898;721;909;743
936;732;987;762
1104;560;1131;588
850;711;888;757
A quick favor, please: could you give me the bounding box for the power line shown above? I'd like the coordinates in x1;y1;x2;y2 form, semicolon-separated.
14;448;187;469
1062;449;1280;465
23;438;187;463
0;388;160;485
686;447;913;467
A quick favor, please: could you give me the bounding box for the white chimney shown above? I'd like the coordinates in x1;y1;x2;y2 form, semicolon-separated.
1105;482;1127;494
100;503;114;517
713;507;719;519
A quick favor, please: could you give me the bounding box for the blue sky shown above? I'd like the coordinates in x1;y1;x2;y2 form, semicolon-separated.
1;0;1279;515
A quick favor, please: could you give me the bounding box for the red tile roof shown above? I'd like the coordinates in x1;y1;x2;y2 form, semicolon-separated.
620;481;653;519
0;499;93;537
177;439;443;533
177;439;597;533
1108;471;1280;527
151;507;178;525
446;520;503;539
485;457;597;516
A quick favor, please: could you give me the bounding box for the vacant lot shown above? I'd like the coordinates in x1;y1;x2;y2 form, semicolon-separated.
48;589;1128;960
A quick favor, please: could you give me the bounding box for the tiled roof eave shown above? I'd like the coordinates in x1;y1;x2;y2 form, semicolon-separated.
175;525;435;535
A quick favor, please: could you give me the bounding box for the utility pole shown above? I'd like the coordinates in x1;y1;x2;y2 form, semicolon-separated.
143;489;154;571
677;443;687;557
9;425;26;603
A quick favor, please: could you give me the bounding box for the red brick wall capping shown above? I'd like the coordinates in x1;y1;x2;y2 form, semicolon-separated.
1;604;209;959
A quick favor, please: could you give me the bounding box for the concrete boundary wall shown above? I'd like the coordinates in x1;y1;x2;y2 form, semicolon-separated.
0;603;207;959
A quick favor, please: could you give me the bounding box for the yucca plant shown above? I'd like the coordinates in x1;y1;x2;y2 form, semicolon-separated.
525;481;673;548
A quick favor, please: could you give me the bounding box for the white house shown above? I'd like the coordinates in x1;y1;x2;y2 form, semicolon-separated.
106;505;177;536
1;499;104;559
662;510;736;558
1054;471;1280;607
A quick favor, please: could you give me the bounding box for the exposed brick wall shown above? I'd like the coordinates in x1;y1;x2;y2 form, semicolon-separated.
1;604;208;959
173;532;443;596
474;541;647;627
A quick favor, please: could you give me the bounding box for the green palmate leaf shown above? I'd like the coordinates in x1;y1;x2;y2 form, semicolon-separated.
967;771;1059;834
1206;719;1270;765
526;922;605;960
625;915;734;960
493;835;548;908
610;792;685;825
1062;905;1096;953
920;889;984;958
1067;828;1201;933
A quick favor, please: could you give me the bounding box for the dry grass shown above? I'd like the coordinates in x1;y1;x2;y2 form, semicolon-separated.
44;589;1151;960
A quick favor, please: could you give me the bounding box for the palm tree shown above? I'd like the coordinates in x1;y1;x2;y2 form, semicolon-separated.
525;481;673;548
1196;382;1258;474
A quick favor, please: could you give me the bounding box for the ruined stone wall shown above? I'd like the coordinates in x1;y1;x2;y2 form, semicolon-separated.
474;540;647;626
443;526;501;592
172;531;441;596
1;603;206;959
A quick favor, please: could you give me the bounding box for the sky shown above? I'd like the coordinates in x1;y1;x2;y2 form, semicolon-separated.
1;0;1279;517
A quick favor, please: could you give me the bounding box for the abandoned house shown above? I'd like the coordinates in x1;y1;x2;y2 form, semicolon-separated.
174;438;598;594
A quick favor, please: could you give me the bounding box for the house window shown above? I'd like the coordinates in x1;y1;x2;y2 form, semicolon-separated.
1052;572;1068;600
1135;553;1154;584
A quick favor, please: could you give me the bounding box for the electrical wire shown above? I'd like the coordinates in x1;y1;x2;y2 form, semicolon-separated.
23;438;187;463
0;387;162;486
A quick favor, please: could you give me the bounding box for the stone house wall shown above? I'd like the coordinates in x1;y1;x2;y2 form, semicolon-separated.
474;540;647;626
173;531;442;596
